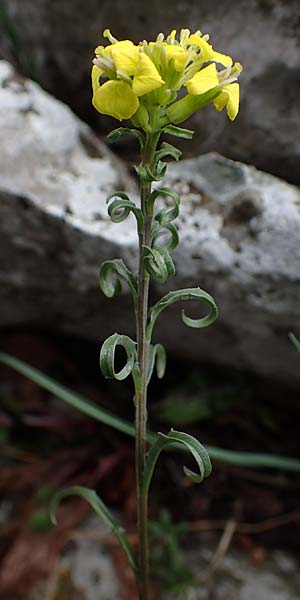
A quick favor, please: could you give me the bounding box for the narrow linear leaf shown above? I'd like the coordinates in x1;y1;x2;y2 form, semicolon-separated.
162;125;194;139
143;247;175;283
99;258;137;302
143;429;212;497
135;161;167;183
147;287;218;340
107;127;145;149
100;333;138;381
289;332;300;353
1;353;300;471
147;344;167;385
154;142;182;163
51;486;139;576
152;221;179;252
147;187;180;221
0;352;135;437
106;192;144;231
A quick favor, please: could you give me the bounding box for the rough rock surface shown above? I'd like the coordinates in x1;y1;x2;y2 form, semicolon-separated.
179;539;300;600
1;0;300;183
1;61;300;387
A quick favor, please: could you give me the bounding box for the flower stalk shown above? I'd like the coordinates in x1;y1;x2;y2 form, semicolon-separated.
135;133;160;598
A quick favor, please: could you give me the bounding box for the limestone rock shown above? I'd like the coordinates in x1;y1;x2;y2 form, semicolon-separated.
1;61;300;387
1;0;300;182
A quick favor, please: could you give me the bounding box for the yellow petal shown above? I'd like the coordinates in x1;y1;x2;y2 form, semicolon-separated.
107;40;139;76
164;44;189;71
91;65;102;95
186;63;219;95
213;83;239;120
188;34;232;67
92;80;139;120
132;53;164;96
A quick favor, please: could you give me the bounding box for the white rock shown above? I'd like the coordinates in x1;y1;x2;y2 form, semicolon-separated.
1;62;300;386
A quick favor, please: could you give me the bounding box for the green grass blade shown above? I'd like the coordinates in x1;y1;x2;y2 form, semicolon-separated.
0;351;135;438
1;352;300;471
51;486;139;577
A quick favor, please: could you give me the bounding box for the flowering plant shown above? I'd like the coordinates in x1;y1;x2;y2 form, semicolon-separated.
92;28;242;125
53;28;242;599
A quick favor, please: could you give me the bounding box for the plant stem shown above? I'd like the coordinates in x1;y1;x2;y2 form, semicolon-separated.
135;132;159;600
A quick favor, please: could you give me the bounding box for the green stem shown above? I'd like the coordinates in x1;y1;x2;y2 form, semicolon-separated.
135;131;160;600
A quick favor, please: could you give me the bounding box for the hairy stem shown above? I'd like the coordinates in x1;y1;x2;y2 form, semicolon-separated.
135;132;159;600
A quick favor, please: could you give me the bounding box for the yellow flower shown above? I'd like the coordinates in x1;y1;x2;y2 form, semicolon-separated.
107;40;139;76
183;62;240;121
132;53;164;96
213;83;240;121
93;78;139;120
91;29;242;126
185;63;219;95
188;34;232;67
163;44;189;72
92;37;164;121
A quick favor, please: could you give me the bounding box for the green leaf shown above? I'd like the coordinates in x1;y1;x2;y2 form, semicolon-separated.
0;352;135;437
106;192;144;231
99;258;137;302
143;429;212;497
107;127;145;150
147;187;180;221
50;486;139;577
151;221;179;252
154;142;182;163
289;332;300;353
147;287;218;340
2;353;300;471
162;125;194;139
100;333;138;381
147;343;167;384
143;247;175;283
135;162;167;183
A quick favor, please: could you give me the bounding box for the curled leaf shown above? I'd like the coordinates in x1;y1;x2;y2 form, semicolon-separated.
147;287;218;340
135;161;167;183
151;221;179;252
147;187;180;222
107;126;145;150
154;142;182;164
50;486;139;577
99;258;137;301
106;192;144;231
100;333;138;381
147;343;167;384
143;429;212;496
143;247;175;283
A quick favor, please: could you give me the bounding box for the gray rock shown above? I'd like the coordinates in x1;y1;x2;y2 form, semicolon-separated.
30;524;300;599
0;59;137;332
30;516;120;599
161;154;300;386
180;536;300;600
1;0;300;183
1;61;300;387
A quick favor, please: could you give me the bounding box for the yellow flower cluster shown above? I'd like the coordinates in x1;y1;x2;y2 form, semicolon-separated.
92;29;242;129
